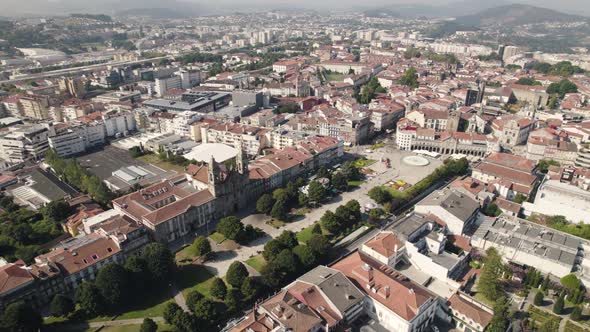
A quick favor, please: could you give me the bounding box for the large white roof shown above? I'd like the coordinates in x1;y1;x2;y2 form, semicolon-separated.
183;143;238;163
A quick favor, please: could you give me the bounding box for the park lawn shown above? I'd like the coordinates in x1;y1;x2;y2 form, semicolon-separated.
267;219;286;229
353;158;376;169
324;72;345;81
245;254;267;272
347;180;365;188
383;186;408;200
566;321;590;332
84;322;174;332
528;306;561;326
369;143;385;150
115;287;175;320
136;154;186;173
473;293;495;307
176;243;199;263
209;232;226;244
175;264;216;298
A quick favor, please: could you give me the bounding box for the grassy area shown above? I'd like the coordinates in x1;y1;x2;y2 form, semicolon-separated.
84;322;174;332
353;158;376;169
267;219;286;229
245;254;267;272
324;72;345;81
115;287;175;320
473;292;495;307
297;224;318;244
566;321;590;332
528;306;561;326
293;208;311;216
368;143;385;150
136;154;186;173
209;232;226;244
382;186;409;199
348;180;365;188
175;264;216;298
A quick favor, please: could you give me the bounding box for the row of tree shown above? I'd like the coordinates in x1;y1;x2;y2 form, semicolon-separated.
163;261;261;331
261;230;331;288
215;216;262;244
0;198;71;263
320;200;362;235
45;149;114;205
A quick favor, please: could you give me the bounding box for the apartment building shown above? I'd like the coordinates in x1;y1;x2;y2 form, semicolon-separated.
0;124;51;163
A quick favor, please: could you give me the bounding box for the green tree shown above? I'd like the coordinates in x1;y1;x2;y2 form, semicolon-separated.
331;172;348;192
541;275;550;291
225;288;242;312
163;302;182;325
553;293;565;314
487;296;510;332
368;187;391;204
210;277;227;300
263;239;284;261
140;318;158;332
1;302;42;332
272;188;289;202
142;243;175;282
317;166;330;179
276;230;298;249
192;236;212;258
241;277;259;301
50;294;75;317
516;77;541;86
274;249;299;276
341;161;361;181
345;200;361;222
124;256;149;291
192;298;220;325
298;192;309;207
293;245;317;267
227;261;249;288
95;263;130;310
369;208;384;221
478;247;504;301
483;203;502;217
307;181;326;204
534;291;544;306
560;274;581;293
571;305;583;321
216;216;244;240
307;234;331;255
270;198;288;220
539;318;561;332
41;200;72;222
321;210;341;234
547;79;578;98
399;67;419;89
256;194;275;215
185;290;204;309
75;282;105;316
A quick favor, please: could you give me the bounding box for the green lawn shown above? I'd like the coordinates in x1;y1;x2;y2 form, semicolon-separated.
209;232;226;244
353;158;376;169
84;322;174;332
245;254;267;272
116;288;175;320
297;224;323;244
267;219;285;229
473;292;495;307
324;72;345;81
369;143;385;150
566;321;590;332
137;154;186;173
528;306;561;326
348;180;365;188
382;186;408;199
175;264;216;298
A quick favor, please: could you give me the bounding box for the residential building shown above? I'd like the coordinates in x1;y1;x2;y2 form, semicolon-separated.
0;124;51;163
471;153;539;200
414;188;480;235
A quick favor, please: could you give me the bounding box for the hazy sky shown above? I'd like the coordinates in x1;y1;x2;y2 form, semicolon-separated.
1;0;590;17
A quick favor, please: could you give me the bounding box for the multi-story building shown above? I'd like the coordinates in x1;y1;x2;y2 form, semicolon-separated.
318;116;371;146
492;116;534;148
48;122;107;157
0;124;52;163
59;77;86;98
114;151;250;243
472;152;539;200
414;188;480;236
19;95;50;120
405;109;459;132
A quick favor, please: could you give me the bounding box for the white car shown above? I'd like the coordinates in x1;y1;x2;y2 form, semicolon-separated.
432;326;440;332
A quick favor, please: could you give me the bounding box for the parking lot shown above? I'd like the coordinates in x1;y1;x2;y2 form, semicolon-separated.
76;145;176;191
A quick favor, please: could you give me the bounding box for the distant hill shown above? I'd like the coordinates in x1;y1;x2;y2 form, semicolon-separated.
363;8;400;18
115;8;194;19
456;4;587;26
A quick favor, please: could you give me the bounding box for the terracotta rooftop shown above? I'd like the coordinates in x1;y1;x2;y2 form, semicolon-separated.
448;293;493;329
330;251;434;322
0;263;34;296
364;232;404;258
